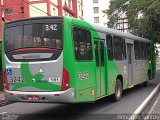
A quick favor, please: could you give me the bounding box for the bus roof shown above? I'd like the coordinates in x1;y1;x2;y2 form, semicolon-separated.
71;16;150;43
91;23;150;43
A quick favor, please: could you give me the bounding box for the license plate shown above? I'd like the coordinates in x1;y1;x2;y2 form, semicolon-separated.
27;95;40;101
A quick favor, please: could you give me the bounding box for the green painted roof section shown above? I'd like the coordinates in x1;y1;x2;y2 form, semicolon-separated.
64;16;95;30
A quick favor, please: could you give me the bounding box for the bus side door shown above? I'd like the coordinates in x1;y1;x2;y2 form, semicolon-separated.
94;40;105;98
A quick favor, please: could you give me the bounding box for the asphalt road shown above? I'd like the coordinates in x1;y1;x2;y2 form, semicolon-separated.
1;70;160;120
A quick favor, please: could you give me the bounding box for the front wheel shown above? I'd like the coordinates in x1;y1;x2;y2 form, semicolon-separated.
112;79;123;102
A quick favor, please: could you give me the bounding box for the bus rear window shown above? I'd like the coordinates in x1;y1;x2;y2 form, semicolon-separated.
5;23;62;52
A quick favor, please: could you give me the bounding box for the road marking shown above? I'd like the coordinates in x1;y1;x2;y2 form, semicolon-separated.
129;83;160;120
0;112;7;115
146;92;160;116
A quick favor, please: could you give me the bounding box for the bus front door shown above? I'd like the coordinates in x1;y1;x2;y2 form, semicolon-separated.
94;40;105;98
127;44;134;86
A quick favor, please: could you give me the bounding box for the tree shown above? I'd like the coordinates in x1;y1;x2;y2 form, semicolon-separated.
104;0;160;42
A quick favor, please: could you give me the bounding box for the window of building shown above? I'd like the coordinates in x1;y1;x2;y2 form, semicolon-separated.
93;0;98;3
93;7;99;13
3;8;13;15
79;5;81;11
20;6;24;13
73;27;93;61
64;0;67;5
64;11;68;16
106;35;113;60
68;0;72;7
94;17;99;23
113;36;126;60
53;8;55;15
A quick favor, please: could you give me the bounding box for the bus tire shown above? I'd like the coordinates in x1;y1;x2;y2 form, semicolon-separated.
112;79;122;102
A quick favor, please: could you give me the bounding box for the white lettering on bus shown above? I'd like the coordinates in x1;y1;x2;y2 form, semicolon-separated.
45;24;57;31
78;71;89;80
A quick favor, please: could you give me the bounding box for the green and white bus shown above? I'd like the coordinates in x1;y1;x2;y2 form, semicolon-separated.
2;16;156;103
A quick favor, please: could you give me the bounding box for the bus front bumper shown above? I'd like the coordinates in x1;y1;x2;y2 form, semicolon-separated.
4;88;75;103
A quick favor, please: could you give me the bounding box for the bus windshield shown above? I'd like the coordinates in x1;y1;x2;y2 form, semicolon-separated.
5;23;62;52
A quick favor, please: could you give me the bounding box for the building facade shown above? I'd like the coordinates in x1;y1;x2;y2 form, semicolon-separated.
83;0;131;33
0;0;83;41
114;11;130;33
83;0;109;27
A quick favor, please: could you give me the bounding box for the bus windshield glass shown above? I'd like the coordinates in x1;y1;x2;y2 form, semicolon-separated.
5;23;62;52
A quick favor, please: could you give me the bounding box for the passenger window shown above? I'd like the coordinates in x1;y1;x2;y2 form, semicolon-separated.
134;41;140;60
146;43;151;59
113;36;126;60
134;41;150;60
140;42;146;60
73;27;92;61
106;35;113;60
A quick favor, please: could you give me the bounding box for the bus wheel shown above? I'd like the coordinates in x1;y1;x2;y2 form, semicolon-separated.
113;79;122;102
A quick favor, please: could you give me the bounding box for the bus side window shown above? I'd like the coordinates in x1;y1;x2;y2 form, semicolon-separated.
134;41;140;60
106;35;113;60
73;27;93;61
113;36;125;61
146;43;151;59
140;42;146;60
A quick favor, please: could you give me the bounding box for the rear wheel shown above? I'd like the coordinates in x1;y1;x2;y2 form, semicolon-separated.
112;79;122;102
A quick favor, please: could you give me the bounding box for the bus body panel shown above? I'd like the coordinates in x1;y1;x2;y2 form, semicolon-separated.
5;53;63;92
71;19;97;102
4;88;75;103
114;61;128;89
134;60;149;84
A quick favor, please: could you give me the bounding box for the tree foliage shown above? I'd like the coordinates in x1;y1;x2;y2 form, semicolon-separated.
104;0;160;42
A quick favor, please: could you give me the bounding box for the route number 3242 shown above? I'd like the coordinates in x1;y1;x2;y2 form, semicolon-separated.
45;24;58;31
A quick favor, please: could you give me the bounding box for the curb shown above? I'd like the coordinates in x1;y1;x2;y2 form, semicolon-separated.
0;100;9;105
129;83;160;120
0;100;13;106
